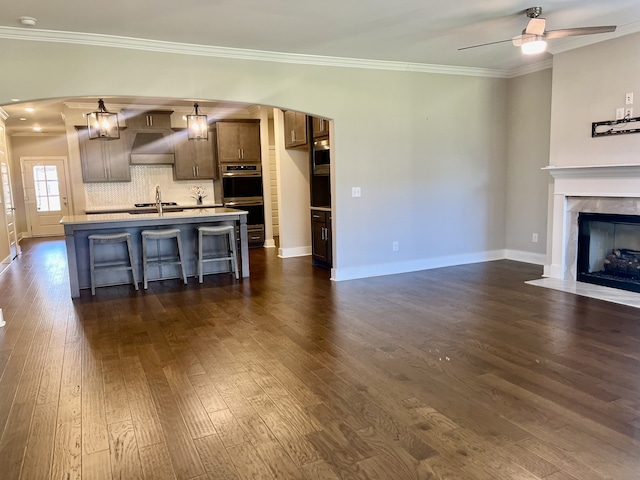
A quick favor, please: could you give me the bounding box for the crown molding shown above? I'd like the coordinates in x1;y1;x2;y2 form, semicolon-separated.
506;59;553;78
9;132;63;137
0;26;511;79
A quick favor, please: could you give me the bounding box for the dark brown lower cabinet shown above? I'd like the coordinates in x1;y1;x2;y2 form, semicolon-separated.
311;210;332;267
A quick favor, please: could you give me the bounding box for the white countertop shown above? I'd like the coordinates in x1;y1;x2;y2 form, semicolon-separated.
84;203;223;214
61;207;247;225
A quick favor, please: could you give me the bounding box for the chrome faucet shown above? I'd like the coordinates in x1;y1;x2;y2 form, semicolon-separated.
155;185;163;216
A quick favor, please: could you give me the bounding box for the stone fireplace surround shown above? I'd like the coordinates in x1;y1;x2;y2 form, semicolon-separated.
528;164;640;307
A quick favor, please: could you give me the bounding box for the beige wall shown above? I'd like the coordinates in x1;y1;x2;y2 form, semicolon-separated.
8;135;70;235
505;68;552;259
550;32;640;167
0;119;11;262
0;38;511;280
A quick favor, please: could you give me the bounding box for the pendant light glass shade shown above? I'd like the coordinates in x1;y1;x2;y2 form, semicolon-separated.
87;99;120;140
187;103;208;140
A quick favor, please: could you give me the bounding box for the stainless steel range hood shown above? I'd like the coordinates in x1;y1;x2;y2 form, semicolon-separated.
129;132;175;164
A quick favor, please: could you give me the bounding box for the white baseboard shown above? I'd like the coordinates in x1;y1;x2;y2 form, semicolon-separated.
504;249;546;265
332;249;507;281
278;246;312;258
263;239;276;248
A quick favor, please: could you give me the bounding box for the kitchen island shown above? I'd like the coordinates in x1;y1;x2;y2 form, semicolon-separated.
61;208;249;298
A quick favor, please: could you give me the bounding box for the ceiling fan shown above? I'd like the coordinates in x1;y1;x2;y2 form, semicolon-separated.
459;7;617;54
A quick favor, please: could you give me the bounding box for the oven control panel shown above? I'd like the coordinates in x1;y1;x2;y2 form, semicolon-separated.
223;164;261;172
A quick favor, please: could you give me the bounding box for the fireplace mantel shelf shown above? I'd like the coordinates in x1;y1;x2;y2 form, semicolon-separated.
543;164;640;178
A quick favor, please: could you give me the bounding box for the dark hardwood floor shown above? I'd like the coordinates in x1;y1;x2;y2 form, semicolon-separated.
1;237;639;479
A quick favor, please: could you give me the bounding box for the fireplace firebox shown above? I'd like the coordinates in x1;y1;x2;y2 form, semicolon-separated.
577;212;640;293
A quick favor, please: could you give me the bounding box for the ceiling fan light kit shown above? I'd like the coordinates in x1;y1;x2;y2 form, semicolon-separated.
521;36;547;55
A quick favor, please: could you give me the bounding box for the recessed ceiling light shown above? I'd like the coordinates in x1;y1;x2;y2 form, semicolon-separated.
19;16;37;27
10;98;20;102
24;107;35;113
33;126;42;132
19;117;27;121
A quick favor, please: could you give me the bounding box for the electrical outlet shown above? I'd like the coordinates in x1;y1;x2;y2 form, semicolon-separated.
392;241;399;251
626;107;634;118
532;233;538;243
352;187;361;197
626;92;634;105
616;108;625;120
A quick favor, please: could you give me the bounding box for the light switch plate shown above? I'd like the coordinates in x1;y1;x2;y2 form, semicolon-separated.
352;187;361;197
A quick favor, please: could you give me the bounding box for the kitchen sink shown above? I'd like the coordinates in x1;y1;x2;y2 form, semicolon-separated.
129;207;183;214
130;202;182;214
134;202;178;208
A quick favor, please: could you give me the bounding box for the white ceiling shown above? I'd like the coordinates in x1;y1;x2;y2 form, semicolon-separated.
2;1;640;135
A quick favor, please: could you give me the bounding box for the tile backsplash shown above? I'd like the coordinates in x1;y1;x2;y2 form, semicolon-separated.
84;165;216;209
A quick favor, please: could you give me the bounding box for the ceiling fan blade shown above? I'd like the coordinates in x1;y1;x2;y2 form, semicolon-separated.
458;38;514;51
525;17;546;35
512;34;539;47
545;25;616;39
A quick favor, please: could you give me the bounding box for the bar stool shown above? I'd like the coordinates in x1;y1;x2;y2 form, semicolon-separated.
141;228;188;289
88;232;139;295
196;225;239;283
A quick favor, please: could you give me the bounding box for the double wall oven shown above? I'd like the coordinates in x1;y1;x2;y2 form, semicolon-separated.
221;164;264;246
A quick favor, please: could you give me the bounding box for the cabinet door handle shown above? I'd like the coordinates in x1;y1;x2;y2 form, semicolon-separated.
241;149;244;159
146;115;153;127
196;166;199;176
291;130;295;142
238;149;241;159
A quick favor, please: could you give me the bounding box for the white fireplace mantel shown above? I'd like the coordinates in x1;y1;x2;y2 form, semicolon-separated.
544;164;640;178
544;164;640;280
544;164;640;197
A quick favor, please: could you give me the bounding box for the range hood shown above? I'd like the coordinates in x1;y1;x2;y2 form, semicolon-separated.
129;132;175;165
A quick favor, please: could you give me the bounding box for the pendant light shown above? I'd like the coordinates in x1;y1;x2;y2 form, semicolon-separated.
87;99;120;140
187;103;208;140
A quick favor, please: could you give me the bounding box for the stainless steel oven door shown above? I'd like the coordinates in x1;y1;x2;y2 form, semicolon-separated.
221;164;263;200
223;200;264;227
